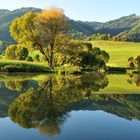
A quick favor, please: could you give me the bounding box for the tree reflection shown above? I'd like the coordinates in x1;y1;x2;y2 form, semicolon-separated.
127;74;140;87
4;80;27;91
6;73;140;137
8;72;108;136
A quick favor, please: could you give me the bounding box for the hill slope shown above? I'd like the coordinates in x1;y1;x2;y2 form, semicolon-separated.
0;7;140;42
0;8;41;41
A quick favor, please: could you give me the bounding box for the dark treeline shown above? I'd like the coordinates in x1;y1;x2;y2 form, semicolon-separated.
86;33;140;42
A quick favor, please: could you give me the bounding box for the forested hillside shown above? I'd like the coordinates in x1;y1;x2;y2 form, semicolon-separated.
0;8;140;44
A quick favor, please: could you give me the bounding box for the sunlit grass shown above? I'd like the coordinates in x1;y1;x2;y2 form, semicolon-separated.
0;59;46;66
92;41;140;67
0;59;51;73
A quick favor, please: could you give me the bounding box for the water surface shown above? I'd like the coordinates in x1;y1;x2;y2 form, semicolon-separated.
0;73;140;140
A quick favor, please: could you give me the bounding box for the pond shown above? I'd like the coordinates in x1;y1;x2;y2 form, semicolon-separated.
0;73;140;140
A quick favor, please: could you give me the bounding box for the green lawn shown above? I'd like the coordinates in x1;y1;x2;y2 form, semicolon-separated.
0;60;51;73
92;41;140;67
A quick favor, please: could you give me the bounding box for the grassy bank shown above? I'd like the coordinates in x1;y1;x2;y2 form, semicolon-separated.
0;60;82;74
0;60;51;73
1;40;139;73
0;60;129;74
92;41;140;68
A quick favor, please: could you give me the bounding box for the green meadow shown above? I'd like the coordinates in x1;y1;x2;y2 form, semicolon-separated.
92;41;140;67
0;60;51;73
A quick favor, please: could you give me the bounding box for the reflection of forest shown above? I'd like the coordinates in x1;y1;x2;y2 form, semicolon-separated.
0;73;140;137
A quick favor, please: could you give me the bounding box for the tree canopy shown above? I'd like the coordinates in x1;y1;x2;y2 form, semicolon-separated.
10;7;109;69
5;44;28;60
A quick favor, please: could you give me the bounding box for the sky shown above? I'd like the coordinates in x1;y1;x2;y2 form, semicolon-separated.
0;0;140;22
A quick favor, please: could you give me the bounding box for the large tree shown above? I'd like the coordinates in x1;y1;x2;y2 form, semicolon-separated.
35;8;68;67
10;7;109;69
10;12;36;47
10;8;68;68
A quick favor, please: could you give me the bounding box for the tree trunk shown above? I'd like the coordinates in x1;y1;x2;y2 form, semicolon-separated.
49;45;54;68
49;77;53;100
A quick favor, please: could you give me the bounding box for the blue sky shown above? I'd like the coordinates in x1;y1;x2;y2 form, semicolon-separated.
0;0;140;22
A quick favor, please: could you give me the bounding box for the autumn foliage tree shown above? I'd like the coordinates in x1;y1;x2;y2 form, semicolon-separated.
35;8;68;67
10;7;68;68
10;7;109;70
